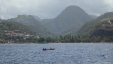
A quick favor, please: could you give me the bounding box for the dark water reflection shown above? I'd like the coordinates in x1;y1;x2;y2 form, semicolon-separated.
0;43;113;64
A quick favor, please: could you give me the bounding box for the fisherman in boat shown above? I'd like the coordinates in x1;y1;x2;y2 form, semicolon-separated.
50;48;55;50
42;48;47;51
42;48;55;51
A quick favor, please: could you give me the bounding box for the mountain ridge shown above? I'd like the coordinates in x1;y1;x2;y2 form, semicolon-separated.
42;5;93;35
7;15;50;36
78;12;113;36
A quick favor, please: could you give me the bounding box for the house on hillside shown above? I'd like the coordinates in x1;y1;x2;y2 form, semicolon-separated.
4;30;33;37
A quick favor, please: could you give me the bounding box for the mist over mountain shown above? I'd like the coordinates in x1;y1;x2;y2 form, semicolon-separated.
1;0;113;43
42;5;93;35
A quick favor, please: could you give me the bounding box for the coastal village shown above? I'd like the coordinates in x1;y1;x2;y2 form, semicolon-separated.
0;30;40;43
4;30;33;37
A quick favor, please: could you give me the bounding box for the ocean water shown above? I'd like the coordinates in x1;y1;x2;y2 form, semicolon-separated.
0;43;113;64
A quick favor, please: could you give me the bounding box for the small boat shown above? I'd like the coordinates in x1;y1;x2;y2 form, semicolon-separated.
50;48;55;50
42;48;55;51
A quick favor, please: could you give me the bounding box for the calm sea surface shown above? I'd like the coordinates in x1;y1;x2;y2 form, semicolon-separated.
0;43;113;64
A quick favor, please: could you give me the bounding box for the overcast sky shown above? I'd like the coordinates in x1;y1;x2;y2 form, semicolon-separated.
0;0;113;19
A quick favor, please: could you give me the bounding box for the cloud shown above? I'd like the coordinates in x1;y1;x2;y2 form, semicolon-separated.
0;0;61;19
0;0;113;19
104;0;113;11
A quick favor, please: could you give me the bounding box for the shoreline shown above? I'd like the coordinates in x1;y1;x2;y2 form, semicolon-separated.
0;42;113;45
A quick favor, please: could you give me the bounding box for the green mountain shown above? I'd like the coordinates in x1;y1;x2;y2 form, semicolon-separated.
0;19;33;34
8;15;50;36
42;5;93;35
78;12;113;36
0;19;2;22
